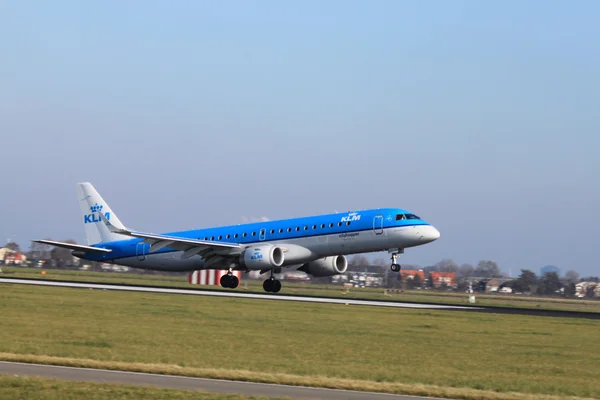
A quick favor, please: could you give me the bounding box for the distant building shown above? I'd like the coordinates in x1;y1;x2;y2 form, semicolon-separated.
430;272;457;288
0;248;26;265
541;265;560;276
400;269;425;281
575;282;599;298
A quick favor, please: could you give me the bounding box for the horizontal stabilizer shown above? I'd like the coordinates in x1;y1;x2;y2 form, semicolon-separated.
33;240;112;253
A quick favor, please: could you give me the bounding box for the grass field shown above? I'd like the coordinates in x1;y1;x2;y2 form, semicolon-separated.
0;376;283;400
3;266;600;313
0;283;599;399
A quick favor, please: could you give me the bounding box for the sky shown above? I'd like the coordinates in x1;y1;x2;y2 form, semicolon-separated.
1;0;599;277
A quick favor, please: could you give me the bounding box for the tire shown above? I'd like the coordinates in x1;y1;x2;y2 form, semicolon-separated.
272;280;282;293
220;274;231;288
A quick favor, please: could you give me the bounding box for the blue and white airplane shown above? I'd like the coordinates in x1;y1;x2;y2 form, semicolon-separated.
35;183;440;293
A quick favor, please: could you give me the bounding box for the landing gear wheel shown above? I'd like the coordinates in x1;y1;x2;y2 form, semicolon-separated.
263;278;272;292
230;275;239;289
390;252;402;272
220;274;232;288
263;278;281;293
272;279;281;293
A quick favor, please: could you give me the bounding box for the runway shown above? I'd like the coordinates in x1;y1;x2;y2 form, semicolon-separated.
0;277;478;310
1;277;599;319
0;361;446;400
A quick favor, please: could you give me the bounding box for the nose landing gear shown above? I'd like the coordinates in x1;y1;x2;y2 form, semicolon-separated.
390;252;401;272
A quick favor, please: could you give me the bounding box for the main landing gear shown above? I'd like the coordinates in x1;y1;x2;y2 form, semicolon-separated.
390;252;402;272
263;277;282;293
263;269;281;293
220;271;239;289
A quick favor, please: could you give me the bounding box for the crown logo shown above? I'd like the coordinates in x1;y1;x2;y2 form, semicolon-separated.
90;203;104;213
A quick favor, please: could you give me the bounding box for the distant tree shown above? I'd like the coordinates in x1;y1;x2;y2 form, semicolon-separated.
423;265;438;275
563;282;576;298
28;240;53;261
372;258;386;267
427;273;434;288
457;263;474;279
411;273;422;289
50;239;78;268
456;263;474;285
390;271;402;289
347;255;370;271
456;281;470;292
512;269;537;293
537;272;562;295
5;242;20;252
565;270;580;282
580;276;599;283
474;260;503;278
435;258;458;273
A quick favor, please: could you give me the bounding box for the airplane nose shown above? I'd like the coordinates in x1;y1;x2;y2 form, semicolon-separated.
420;225;440;243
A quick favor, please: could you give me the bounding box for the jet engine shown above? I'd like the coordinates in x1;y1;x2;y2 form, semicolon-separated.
240;245;284;270
298;255;348;277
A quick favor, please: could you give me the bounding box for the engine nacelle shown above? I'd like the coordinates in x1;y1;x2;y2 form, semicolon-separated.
298;255;348;277
240;245;285;270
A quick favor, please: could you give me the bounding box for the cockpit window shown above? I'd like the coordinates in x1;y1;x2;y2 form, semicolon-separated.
405;214;420;220
395;214;405;220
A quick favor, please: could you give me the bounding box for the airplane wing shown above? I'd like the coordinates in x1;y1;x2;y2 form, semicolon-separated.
32;239;112;253
98;212;243;259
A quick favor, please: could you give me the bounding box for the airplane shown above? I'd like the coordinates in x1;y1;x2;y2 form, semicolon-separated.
34;183;440;293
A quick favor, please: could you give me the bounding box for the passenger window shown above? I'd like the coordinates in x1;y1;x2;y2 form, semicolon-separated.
295;227;300;231
252;232;256;236
204;237;208;240
321;224;325;228
329;223;333;227
304;226;308;230
395;214;405;220
226;234;230;239
210;236;214;241
312;225;316;229
287;228;291;232
346;221;351;225
243;233;247;237
338;222;342;227
218;235;222;240
234;234;238;238
279;228;283;233
270;229;274;234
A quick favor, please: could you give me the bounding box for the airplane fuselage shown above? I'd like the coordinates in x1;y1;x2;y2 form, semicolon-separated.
82;208;440;271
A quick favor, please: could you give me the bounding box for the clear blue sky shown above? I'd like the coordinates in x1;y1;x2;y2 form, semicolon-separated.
1;0;599;276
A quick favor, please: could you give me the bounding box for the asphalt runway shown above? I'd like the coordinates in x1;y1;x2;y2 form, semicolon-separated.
1;277;599;319
0;361;446;400
0;277;478;310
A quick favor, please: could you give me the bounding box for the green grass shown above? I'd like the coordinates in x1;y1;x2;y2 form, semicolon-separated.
0;284;599;399
3;266;600;313
0;376;284;400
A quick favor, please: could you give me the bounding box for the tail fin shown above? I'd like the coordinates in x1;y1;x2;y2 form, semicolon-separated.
76;182;126;245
